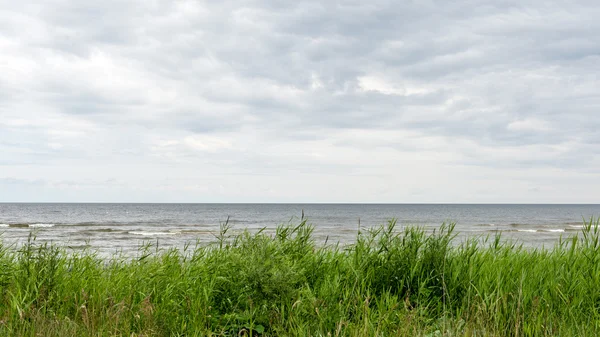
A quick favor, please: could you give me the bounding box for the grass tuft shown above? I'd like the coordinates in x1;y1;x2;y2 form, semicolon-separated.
1;218;600;336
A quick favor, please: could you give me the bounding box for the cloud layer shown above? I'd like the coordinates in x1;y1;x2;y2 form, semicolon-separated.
1;0;599;202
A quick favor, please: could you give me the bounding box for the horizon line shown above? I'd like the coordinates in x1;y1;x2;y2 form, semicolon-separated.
1;202;599;205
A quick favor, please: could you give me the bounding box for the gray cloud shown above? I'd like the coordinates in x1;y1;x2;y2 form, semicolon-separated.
1;0;599;202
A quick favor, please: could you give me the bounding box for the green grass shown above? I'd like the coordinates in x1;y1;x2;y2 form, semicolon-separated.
2;218;600;336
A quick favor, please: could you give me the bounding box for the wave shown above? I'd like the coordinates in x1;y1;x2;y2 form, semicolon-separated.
566;222;584;226
181;229;212;234
509;223;532;227
66;244;92;250
511;228;566;233
67;222;107;227
2;223;57;228
6;224;28;228
86;228;120;233
29;223;56;228
129;231;181;236
224;219;251;224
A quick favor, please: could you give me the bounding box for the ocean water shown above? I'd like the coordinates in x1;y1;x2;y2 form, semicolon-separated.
1;203;599;256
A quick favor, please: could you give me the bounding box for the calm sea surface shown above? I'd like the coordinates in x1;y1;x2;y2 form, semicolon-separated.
1;203;599;256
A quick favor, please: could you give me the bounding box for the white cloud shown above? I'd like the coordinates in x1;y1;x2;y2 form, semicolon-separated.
0;0;599;202
358;75;433;96
507;119;553;132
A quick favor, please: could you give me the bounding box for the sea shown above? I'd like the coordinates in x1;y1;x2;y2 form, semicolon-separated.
1;203;599;257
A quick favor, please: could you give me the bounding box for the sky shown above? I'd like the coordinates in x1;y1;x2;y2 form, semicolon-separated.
1;0;599;203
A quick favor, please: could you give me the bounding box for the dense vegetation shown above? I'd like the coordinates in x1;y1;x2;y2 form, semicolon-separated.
1;218;600;336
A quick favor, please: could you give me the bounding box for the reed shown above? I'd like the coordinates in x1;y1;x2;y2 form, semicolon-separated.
1;218;600;336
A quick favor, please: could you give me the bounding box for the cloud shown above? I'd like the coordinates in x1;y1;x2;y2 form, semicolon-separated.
507;118;552;132
0;0;599;202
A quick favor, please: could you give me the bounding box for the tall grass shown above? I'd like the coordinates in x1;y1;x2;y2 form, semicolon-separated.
1;218;600;336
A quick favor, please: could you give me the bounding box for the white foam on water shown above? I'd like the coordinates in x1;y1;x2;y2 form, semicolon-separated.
29;223;55;228
0;224;9;227
568;225;584;229
129;231;179;236
545;229;565;233
517;229;538;233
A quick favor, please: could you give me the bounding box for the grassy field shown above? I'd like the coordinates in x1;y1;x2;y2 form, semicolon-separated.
1;218;600;336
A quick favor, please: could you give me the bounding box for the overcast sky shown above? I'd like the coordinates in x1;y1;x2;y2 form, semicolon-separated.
1;0;599;203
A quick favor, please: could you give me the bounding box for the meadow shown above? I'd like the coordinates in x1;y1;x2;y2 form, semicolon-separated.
1;218;600;336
